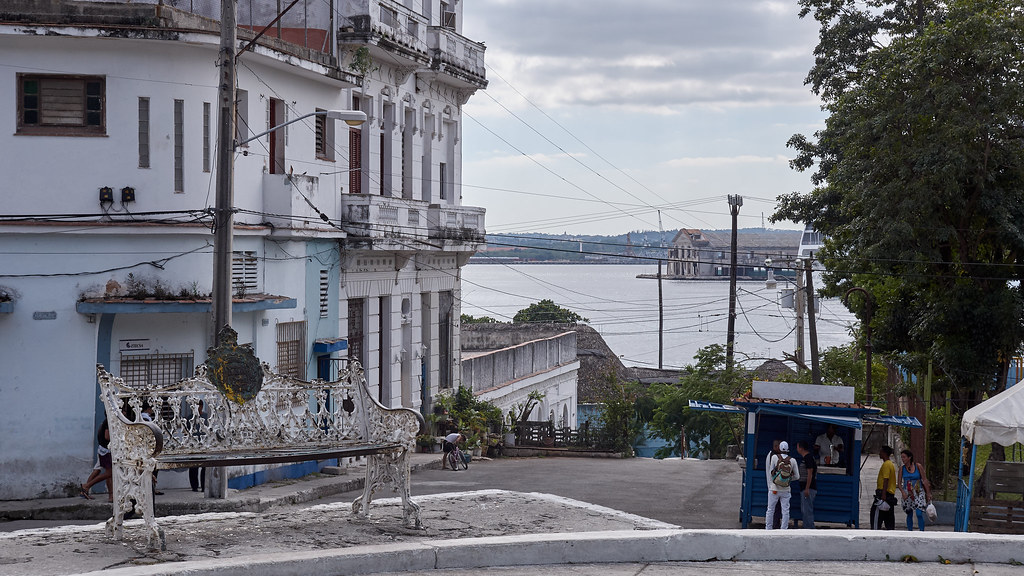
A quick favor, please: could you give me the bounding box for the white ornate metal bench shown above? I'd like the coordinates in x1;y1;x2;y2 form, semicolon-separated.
96;328;423;550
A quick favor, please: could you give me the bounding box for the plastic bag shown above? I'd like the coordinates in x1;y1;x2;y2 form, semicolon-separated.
926;502;937;522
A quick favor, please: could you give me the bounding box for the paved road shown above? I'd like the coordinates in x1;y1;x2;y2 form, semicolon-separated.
384;562;1024;576
318;456;746;529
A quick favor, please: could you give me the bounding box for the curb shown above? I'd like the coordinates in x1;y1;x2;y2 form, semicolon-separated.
74;529;1024;576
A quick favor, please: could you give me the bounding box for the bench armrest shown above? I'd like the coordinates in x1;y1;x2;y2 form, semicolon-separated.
349;363;424;448
111;409;165;458
97;365;165;460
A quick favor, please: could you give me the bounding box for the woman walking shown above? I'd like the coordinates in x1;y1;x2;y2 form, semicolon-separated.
897;449;932;531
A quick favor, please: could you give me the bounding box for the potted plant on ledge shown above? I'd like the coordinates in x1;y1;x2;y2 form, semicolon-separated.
416;434;436;453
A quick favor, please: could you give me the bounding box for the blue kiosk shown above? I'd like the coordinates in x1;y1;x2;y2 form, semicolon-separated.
692;381;920;528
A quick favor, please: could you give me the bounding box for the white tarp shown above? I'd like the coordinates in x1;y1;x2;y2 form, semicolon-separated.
961;383;1024;446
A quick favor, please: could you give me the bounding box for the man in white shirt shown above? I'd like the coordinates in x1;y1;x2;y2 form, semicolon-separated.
815;424;845;466
765;440;800;530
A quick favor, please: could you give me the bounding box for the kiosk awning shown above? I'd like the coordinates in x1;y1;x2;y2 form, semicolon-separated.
688;400;744;413
689;400;921;429
863;414;922;428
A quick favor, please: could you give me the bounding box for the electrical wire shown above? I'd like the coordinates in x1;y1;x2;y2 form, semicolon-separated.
0;243;212;278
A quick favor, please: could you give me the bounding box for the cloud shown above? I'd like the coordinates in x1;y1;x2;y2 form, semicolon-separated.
465;0;821;111
664;155;791;168
470;150;589;169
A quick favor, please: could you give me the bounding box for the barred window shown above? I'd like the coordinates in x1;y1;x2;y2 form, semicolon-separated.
203;101;211;172
120;352;195;420
120;353;194;388
173;99;184;193
276;321;307;378
138;97;150;168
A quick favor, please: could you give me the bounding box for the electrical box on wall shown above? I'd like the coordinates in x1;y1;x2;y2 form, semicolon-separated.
99;186;113;203
121;186;136;203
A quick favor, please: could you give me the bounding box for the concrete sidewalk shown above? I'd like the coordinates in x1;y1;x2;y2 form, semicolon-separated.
1;455;1020;576
0;452;446;525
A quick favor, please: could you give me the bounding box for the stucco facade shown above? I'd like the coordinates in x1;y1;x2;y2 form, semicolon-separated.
0;0;485;499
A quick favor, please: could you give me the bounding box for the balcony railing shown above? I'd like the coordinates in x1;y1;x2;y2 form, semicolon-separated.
427;204;486;243
340;195;430;240
427;26;486;82
337;0;430;62
373;0;429;54
339;196;485;245
142;0;335;53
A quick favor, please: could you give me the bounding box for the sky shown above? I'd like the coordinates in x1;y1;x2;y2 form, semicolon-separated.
460;0;826;237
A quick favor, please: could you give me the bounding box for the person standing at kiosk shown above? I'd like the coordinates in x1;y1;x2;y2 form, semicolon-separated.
796;440;817;529
766;440;800;530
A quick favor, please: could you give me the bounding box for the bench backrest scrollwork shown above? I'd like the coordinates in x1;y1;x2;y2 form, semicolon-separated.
95;360;416;458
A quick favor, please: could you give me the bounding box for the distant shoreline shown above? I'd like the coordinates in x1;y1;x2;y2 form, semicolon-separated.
467;260;648;265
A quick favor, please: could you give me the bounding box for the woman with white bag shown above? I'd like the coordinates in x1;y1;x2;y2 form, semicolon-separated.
898;449;934;530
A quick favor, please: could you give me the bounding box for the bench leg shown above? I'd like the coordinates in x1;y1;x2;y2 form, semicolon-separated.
353;449;422;529
105;462;164;551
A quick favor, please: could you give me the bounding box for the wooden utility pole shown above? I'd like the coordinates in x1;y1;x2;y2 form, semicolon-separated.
658;259;663;370
208;0;237;500
805;259;820;386
794;269;805;366
726;195;742;366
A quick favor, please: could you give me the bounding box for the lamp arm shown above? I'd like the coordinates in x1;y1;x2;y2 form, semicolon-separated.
235;112;319;149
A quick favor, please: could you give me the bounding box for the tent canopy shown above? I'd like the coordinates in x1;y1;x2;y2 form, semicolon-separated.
961;383;1024;446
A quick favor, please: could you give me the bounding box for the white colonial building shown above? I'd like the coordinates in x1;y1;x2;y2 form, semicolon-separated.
0;0;485;499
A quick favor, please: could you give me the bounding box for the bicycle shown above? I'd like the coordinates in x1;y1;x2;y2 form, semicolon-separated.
446;444;469;471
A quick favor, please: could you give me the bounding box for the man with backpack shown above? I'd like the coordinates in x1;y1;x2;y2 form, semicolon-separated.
765;440;800;530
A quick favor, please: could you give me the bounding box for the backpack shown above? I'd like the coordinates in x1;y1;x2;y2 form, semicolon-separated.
771;455;793;488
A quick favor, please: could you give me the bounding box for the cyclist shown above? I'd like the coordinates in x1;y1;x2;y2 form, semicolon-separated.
442;432;465;471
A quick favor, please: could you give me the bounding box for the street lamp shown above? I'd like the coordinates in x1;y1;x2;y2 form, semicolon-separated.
235;110;368;148
211;109;367;343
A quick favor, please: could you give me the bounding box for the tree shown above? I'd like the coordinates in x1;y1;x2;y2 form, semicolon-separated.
512;299;588;324
774;0;1024;394
461;313;505;324
592;374;645;456
775;342;888;404
648;345;747;459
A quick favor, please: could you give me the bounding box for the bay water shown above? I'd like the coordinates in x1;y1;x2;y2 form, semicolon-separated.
461;263;856;370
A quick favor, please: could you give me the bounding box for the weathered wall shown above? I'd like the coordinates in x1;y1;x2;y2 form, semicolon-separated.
462;331;575;393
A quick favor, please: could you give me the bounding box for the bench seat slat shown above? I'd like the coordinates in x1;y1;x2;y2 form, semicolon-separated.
155;443;403;468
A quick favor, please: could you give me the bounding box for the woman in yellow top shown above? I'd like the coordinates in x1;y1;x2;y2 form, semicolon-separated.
871;445;898;529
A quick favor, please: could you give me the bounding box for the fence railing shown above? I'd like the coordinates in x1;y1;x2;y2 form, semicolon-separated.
514;420;605;450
